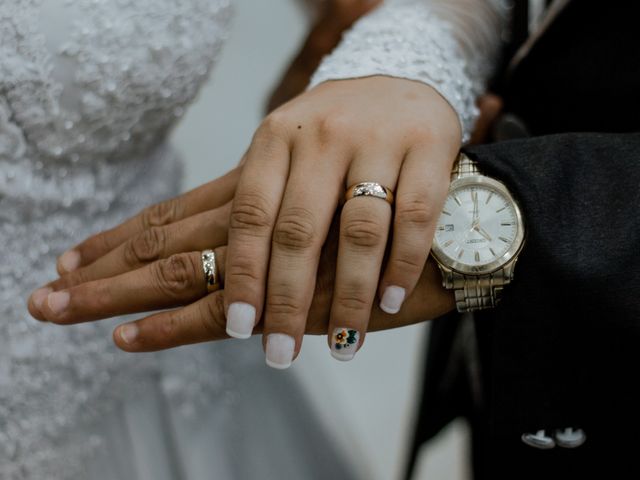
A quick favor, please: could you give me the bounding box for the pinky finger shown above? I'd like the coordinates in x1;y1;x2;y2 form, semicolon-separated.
114;290;232;352
379;146;453;314
113;246;241;352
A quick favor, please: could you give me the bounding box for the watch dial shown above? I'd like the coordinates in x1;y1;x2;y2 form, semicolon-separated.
434;185;519;269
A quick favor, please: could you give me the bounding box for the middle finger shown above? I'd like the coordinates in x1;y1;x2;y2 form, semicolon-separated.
261;140;344;369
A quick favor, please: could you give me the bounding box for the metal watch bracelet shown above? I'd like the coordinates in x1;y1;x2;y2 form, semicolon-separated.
446;153;512;312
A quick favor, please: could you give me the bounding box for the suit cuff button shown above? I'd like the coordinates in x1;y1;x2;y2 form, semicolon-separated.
521;430;556;449
554;427;586;448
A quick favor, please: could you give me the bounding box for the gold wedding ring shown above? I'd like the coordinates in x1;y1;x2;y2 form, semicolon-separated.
345;182;394;205
201;249;221;293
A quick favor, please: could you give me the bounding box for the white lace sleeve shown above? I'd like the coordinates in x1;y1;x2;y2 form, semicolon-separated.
309;0;510;142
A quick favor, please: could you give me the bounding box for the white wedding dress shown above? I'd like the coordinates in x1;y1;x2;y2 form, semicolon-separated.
0;0;506;478
0;1;355;479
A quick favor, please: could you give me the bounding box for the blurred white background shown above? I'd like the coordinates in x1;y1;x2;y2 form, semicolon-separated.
172;1;469;478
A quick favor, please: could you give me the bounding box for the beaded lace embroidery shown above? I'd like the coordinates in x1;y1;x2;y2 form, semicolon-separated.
0;0;232;477
310;0;510;142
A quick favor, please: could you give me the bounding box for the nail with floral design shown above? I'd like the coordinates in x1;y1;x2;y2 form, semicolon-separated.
330;328;360;362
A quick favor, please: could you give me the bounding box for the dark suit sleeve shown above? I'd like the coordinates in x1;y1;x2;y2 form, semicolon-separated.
466;132;640;317
454;132;640;473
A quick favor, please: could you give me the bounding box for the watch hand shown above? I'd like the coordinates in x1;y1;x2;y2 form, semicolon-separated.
472;190;479;224
475;226;493;242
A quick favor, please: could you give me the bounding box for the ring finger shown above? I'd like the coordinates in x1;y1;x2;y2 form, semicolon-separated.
328;150;401;361
37;247;226;325
378;144;454;315
28;205;230;321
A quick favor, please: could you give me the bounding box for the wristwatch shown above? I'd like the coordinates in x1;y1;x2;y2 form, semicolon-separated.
431;153;526;312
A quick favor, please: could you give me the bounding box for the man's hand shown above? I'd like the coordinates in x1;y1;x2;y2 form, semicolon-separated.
28;202;454;356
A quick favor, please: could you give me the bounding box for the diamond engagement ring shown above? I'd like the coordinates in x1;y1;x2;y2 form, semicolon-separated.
201;249;221;293
344;182;394;205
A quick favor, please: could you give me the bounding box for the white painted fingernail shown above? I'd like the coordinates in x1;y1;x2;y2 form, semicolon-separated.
119;324;139;345
32;287;53;311
330;328;360;362
380;286;406;314
59;250;81;273
226;302;256;339
265;334;295;369
47;291;70;315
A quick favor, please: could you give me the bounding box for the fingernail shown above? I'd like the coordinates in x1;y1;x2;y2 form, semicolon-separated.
226;302;256;339
58;250;81;273
47;291;70;315
330;328;360;362
380;286;406;314
118;324;139;345
32;287;53;311
265;334;296;369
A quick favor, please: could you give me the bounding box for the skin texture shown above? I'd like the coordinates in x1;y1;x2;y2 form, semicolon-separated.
27;88;464;356
31;77;462;362
27;88;501;360
28;206;455;352
223;76;460;359
31;76;461;361
25;2;491;363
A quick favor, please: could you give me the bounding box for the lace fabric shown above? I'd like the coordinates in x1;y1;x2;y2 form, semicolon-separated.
309;0;510;142
0;0;233;477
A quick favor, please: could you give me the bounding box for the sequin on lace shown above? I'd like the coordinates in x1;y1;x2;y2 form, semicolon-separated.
0;0;232;477
309;0;510;143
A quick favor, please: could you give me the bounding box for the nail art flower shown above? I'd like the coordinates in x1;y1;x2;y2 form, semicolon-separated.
334;329;358;351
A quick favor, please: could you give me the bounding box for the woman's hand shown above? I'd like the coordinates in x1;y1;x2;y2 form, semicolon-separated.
28;204;454;362
224;76;460;362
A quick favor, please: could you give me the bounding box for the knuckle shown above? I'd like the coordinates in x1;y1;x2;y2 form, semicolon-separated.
334;289;370;313
255;112;290;141
198;294;226;338
272;209;317;252
124;227;166;266
152;253;200;297
266;291;305;317
396;195;436;228
159;312;179;341
226;258;261;284
56;268;90;290
94;232;113;256
83;230;113;258
342;211;385;249
141;198;182;229
315;113;351;144
391;251;425;277
404;124;436;145
230;193;273;235
89;281;112;311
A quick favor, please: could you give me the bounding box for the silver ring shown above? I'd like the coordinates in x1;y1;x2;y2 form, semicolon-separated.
201;249;221;293
345;182;394;205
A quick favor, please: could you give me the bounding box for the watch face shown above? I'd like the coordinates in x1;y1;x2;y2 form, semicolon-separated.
432;176;524;274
